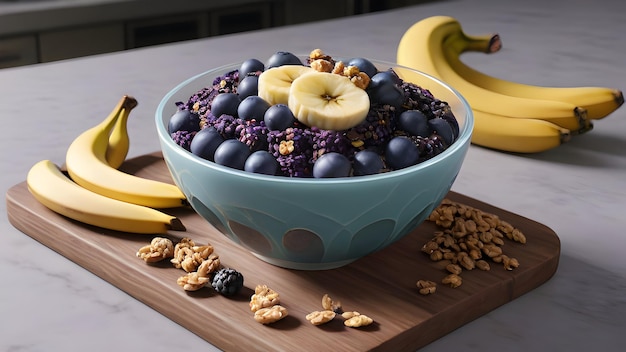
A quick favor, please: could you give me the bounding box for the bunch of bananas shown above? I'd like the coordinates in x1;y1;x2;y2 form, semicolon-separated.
26;96;188;234
396;15;623;153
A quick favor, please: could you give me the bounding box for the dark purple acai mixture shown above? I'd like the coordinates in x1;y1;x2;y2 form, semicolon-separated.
170;57;459;178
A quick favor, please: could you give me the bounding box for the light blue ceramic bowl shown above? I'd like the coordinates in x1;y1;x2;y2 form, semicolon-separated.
156;59;473;270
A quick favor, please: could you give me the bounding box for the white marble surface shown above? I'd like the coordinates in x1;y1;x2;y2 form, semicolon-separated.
1;0;625;350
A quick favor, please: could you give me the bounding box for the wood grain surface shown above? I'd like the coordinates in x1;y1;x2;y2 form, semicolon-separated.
6;152;560;352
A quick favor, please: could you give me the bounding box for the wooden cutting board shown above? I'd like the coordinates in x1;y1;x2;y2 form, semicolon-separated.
6;152;560;352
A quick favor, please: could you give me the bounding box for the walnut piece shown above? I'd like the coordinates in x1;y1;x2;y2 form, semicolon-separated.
196;254;220;277
306;310;336;325
136;237;174;263
442;274;462;288
177;272;210;291
171;241;216;273
250;284;281;312
344;313;373;327
321;293;342;313
254;305;288;324
416;280;437;295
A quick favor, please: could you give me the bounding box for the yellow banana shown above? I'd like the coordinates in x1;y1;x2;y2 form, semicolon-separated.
65;95;187;209
443;31;624;120
27;160;185;234
396;16;589;133
471;110;572;153
105;99;133;169
394;65;591;153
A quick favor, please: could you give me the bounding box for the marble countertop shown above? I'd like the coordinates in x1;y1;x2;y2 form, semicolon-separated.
1;0;625;350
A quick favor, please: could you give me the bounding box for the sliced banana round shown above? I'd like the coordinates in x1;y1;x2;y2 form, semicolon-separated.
258;65;314;105
288;71;370;130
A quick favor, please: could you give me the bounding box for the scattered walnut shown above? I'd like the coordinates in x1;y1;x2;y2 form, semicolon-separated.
475;259;491;271
508;228;527;244
344;314;373;328
306;310;336;325
254;305;288;324
250;284;281;312
501;255;520;270
423;199;528;291
171;242;216;272
177;272;209;291
136;237;174;263
442;274;462;288
446;263;463;275
416;280;437;295
196;254;220;277
321;294;342;313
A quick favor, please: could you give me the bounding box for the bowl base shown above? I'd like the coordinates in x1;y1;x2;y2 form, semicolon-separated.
251;253;357;271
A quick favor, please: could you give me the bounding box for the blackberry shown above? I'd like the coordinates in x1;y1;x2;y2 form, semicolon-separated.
211;268;244;296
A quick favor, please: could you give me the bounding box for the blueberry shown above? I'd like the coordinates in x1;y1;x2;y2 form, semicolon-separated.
237;95;270;121
237;75;258;99
210;92;240;118
440;110;460;139
352;150;384;176
244;150;279;175
346;57;378;78
313;152;351;178
399;110;430;137
266;51;303;68
239;58;264;77
385;136;419;170
190;127;224;161
168;109;200;133
264;104;295;131
367;71;404;108
213;139;251;170
428;118;455;146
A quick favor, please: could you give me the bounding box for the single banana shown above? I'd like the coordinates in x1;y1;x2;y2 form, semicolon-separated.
258;65;314;105
65;95;187;209
288;71;370;130
471;110;572;153
105;98;133;169
27;160;185;234
443;31;624;120
396;16;589;132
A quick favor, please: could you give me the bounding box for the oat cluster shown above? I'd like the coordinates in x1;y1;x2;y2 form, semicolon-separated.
417;199;527;292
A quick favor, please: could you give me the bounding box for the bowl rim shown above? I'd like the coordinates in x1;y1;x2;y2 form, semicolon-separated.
156;58;473;185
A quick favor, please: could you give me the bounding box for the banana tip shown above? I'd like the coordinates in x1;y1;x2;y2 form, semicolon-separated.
614;90;624;107
169;218;186;231
122;95;139;110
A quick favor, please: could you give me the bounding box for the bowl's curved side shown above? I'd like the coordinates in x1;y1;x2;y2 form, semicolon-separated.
156;60;473;270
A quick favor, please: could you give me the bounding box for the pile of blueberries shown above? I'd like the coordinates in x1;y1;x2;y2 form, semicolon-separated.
169;51;460;178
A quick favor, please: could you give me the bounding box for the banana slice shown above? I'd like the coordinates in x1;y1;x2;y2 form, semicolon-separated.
288;71;370;130
258;65;314;105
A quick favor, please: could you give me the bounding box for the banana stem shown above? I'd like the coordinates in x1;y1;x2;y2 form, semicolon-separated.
446;32;502;55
